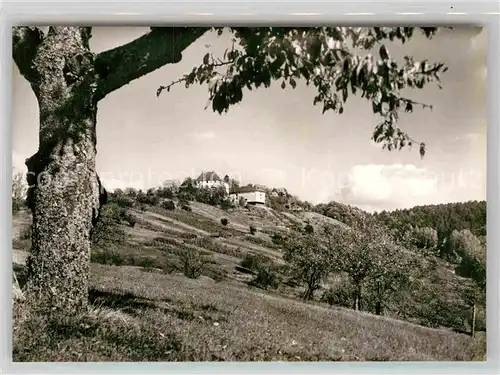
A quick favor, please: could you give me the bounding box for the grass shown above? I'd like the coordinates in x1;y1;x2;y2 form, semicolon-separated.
244;234;277;249
12;203;488;362
195;238;243;258
12;263;486;362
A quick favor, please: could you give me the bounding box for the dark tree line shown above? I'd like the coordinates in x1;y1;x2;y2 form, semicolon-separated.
373;201;486;238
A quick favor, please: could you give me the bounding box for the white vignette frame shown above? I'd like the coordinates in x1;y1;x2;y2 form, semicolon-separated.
0;1;499;374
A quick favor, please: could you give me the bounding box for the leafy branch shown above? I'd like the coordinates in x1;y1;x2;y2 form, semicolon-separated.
157;27;448;157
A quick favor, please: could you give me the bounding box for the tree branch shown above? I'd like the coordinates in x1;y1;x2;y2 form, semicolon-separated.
94;27;209;101
12;26;44;84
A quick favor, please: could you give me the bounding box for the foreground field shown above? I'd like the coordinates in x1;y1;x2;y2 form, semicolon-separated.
13;263;486;362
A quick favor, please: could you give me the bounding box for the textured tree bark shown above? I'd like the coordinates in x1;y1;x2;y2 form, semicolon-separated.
20;27;100;314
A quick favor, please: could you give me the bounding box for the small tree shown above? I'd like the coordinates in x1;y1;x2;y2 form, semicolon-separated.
282;233;333;300
304;223;314;234
221;218;229;226
240;253;268;271
453;232;486;337
124;187;139;198
271;233;285;247
161;200;176;211
461;279;485;338
220;198;234;211
323;219;412;313
321;282;356;308
412;226;439;251
91;203;126;247
249;265;281;290
249;225;257;235
180;249;205;279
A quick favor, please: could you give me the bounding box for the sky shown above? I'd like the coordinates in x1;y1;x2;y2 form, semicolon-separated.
12;27;487;213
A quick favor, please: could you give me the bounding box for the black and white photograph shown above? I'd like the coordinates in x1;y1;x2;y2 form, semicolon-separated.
11;26;487;361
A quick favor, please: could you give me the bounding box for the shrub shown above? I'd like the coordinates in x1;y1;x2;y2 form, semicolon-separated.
91;249;126;266
221;218;229;226
180;200;192;212
220;199;233;211
137;194;160;206
157;187;175;199
110;196;134;208
249;265;281;290
321;283;356;309
161;200;176;211
180;249;205;279
240;253;268;272
91;203;127;246
304;223;314;234
122;212;136;228
271;233;284;246
249;225;257;235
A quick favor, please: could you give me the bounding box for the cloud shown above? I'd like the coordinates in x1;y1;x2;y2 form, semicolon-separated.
339;164;439;212
191;131;216;140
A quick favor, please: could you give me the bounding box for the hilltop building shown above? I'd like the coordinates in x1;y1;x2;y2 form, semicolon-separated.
229;185;266;205
181;171;229;193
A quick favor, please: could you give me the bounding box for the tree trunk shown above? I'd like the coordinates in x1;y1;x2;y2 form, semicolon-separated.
375;282;383;315
471;302;477;338
23;27;101;315
354;283;361;311
303;271;320;301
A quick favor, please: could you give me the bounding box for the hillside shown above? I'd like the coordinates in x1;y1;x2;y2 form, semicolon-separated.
12;198;486;361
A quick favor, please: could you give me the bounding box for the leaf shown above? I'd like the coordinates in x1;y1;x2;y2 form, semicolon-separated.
203;53;210;65
217;28;223;36
342;88;348;102
379;45;389;60
300;67;310;81
281;81;286;89
290;78;297;89
419;143;426;159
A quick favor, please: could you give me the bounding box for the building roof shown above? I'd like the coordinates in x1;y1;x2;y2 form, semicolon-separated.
230;185;267;194
195;171;222;183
